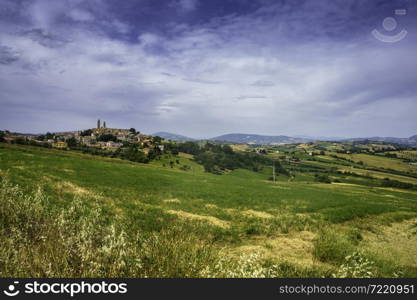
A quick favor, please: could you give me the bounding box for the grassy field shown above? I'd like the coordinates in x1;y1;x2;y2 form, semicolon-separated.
327;152;417;173
1;143;417;277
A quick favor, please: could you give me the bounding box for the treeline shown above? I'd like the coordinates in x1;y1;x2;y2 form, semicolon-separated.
74;144;163;164
2;136;52;148
380;178;417;190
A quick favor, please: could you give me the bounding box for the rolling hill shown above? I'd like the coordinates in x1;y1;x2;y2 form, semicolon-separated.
152;132;196;141
343;135;417;146
153;132;417;147
209;133;312;144
1;142;417;277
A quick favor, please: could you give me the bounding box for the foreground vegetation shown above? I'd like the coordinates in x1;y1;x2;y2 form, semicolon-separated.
1;143;417;277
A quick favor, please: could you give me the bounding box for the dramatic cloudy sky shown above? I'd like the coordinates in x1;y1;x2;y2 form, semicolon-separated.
0;0;416;138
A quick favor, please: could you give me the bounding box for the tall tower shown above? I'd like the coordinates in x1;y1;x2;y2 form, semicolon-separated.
103;121;106;128
97;119;101;129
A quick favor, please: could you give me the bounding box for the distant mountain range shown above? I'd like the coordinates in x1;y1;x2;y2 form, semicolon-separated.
153;132;417;146
343;135;417;146
209;133;312;144
153;132;196;141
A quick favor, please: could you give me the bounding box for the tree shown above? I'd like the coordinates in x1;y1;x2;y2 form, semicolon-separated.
152;136;162;144
121;145;149;163
67;137;77;148
97;134;118;142
80;129;93;136
177;141;201;155
147;147;162;160
45;132;54;140
129;128;136;134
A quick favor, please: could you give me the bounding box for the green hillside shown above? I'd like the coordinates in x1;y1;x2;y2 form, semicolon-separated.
1;143;417;277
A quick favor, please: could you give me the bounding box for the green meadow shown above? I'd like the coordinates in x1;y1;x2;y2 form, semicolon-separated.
1;143;417;277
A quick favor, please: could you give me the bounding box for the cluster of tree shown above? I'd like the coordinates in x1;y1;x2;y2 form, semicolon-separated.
75;143;164;164
80;129;93;136
380;178;416;190
314;174;332;183
170;141;201;155
66;137;78;148
0;131;5;142
96;134;119;142
167;142;285;174
117;145;150;163
37;132;54;141
285;163;330;174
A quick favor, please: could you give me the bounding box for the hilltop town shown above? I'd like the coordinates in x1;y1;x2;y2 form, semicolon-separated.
0;119;159;152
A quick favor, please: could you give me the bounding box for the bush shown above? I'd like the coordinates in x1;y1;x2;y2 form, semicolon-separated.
332;252;376;278
380;178;415;190
314;174;332;184
200;252;280;278
313;229;356;263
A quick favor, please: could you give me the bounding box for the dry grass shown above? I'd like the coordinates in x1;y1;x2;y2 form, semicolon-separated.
164;198;181;203
361;218;417;268
167;210;230;228
242;209;274;219
12;166;26;170
204;204;218;209
55;181;96;197
178;152;194;159
228;231;319;267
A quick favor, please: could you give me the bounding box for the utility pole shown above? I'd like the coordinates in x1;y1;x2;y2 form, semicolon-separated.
272;160;276;183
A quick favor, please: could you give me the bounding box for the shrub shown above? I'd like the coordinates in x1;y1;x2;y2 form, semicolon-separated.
314;174;332;184
313;229;356;263
332;252;375;278
200;252;280;278
380;178;415;190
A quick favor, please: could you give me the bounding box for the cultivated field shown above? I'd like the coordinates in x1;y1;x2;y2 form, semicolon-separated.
1;143;417;277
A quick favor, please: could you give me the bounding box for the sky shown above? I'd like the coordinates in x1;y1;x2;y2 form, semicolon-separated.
0;0;416;138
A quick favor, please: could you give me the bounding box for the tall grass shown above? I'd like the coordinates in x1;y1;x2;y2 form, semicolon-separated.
0;176;297;278
0;176;222;277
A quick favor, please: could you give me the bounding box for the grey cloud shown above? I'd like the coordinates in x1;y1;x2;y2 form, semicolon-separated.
22;29;70;48
0;45;19;64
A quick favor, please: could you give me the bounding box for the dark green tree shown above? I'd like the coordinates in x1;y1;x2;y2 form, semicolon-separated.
67;137;77;148
45;132;54;140
80;129;93;136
